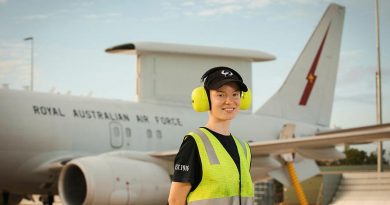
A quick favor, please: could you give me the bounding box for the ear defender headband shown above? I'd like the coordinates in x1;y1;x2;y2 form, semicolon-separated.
191;66;252;112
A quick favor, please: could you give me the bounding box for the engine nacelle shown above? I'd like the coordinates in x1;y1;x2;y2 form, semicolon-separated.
59;155;171;205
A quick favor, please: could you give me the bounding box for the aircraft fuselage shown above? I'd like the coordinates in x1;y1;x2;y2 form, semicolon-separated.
0;89;324;194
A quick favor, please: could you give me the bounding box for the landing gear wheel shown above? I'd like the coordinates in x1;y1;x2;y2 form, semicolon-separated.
40;195;54;205
0;192;23;205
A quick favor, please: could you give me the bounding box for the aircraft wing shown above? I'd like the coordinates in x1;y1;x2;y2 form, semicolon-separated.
151;123;390;160
150;150;178;160
249;123;390;156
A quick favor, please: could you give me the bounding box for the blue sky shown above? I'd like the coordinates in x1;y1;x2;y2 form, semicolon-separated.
0;0;389;134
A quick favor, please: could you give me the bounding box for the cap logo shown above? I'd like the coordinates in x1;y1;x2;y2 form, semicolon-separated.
221;70;233;77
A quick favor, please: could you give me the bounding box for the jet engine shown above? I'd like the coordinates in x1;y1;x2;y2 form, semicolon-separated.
58;155;171;205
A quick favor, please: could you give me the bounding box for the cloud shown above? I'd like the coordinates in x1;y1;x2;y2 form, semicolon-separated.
334;63;376;104
206;0;240;4
83;12;121;20
20;14;51;20
180;0;272;17
17;11;64;22
247;0;272;8
197;4;243;16
334;45;390;107
0;41;31;88
276;0;323;6
182;1;196;6
82;12;122;24
17;8;76;22
179;0;325;18
0;0;8;4
330;49;371;105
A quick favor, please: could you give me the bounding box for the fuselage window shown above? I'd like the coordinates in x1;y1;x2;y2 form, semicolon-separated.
147;129;152;138
114;127;120;137
156;130;162;139
125;128;131;137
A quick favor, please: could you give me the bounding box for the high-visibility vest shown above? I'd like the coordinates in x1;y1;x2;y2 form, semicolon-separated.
186;128;254;205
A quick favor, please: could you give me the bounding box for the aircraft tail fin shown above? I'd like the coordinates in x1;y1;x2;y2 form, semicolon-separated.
256;4;345;126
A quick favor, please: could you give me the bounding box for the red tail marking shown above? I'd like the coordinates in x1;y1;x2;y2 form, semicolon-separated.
299;23;331;106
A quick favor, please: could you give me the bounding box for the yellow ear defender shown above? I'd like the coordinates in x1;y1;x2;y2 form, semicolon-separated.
191;87;252;112
191;87;210;112
240;89;252;110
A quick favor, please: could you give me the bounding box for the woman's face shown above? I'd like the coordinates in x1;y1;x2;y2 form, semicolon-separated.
209;82;241;122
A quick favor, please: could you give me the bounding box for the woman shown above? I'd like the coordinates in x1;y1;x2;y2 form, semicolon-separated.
168;66;254;205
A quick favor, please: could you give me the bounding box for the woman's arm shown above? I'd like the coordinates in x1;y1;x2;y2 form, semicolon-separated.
168;182;192;205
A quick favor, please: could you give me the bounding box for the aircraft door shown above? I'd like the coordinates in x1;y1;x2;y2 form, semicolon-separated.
109;121;123;148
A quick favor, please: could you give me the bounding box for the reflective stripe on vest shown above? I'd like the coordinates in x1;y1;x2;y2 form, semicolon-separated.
187;128;254;205
193;129;220;164
189;196;253;205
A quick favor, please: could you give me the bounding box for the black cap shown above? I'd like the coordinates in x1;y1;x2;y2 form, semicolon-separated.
201;66;248;92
